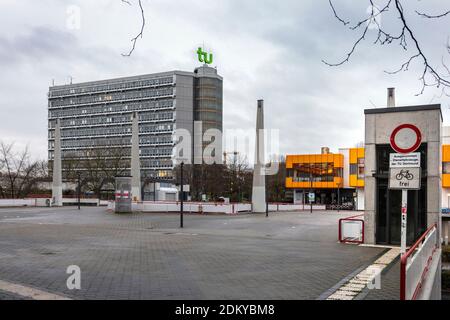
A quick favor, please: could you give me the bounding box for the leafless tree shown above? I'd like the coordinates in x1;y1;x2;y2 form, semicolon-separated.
81;147;129;198
226;153;252;202
266;155;287;203
325;0;450;96
0;142;46;198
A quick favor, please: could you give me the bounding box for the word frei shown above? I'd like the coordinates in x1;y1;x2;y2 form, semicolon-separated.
197;47;213;64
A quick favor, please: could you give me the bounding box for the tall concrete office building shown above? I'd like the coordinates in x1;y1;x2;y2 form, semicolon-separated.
48;65;223;185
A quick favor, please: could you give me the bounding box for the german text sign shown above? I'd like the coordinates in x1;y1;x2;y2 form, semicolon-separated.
388;167;421;190
389;153;420;168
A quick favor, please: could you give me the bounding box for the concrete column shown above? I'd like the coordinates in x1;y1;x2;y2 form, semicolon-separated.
252;100;266;213
131;112;141;202
52;119;63;207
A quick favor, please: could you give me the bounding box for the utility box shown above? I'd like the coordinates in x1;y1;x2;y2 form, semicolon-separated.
115;177;132;214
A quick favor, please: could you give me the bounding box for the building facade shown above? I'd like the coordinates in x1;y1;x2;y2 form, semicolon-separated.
48;65;223;186
286;140;450;213
286;148;360;209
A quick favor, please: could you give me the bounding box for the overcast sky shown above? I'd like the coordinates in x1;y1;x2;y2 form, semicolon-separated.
1;0;449;160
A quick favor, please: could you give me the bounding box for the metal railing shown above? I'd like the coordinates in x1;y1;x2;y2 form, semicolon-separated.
400;223;438;300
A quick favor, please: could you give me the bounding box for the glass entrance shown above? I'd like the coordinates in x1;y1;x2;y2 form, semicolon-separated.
375;144;427;245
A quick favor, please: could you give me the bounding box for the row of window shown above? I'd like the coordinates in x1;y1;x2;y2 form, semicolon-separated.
48;100;175;118
140;147;173;156
288;163;343;182
141;159;173;168
49;76;174;98
49;147;174;160
195;100;222;111
51;135;174;149
194;111;222;123
50;87;174;108
350;160;365;179
48;124;174;139
50;112;174;128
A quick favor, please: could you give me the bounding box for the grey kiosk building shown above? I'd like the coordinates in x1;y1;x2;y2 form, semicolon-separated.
364;95;442;246
48;65;223;199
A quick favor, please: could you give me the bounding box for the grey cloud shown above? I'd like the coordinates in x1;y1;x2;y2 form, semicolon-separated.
0;0;449;160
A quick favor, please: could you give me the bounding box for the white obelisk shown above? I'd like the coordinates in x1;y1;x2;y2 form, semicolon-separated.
52;119;63;206
252;100;266;213
131;112;141;202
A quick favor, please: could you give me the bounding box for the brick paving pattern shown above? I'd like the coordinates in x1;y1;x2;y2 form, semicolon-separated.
0;207;386;300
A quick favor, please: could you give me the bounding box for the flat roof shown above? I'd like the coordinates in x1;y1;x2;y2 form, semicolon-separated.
364;104;442;121
49;70;194;90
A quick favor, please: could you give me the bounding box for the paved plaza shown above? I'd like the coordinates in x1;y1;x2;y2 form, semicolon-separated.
0;207;394;300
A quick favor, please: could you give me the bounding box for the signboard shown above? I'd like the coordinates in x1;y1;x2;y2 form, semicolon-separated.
308;193;315;203
197;47;213;64
389;167;421;190
389;153;420;168
390;124;422;154
176;185;190;192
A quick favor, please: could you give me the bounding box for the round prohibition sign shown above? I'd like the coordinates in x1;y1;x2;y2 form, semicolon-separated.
390;124;422;154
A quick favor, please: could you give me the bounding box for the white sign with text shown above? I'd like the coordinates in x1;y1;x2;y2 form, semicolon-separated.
389;153;420;168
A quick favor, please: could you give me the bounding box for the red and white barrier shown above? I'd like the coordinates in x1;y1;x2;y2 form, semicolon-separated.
338;214;365;244
400;224;439;300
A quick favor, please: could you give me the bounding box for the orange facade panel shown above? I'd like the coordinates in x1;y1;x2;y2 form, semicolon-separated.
349;175;357;187
350;149;357;164
350;148;365;164
349;174;365;188
287;153;344;165
443;145;450;163
443;174;450;188
357;148;365;159
286;178;345;189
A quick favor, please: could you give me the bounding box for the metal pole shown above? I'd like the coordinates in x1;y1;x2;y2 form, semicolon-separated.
77;172;81;210
337;183;340;213
180;162;184;228
310;170;313;213
266;178;269;218
401;189;408;254
154;179;156;202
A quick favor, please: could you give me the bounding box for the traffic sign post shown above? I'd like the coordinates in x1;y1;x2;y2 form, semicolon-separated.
389;124;422;255
400;190;408;254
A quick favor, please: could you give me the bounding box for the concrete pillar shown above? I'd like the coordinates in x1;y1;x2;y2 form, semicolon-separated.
52;119;63;206
131;112;141;202
252;100;266;213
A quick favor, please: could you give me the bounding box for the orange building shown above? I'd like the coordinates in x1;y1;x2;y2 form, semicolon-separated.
286;148;357;209
287;144;450;210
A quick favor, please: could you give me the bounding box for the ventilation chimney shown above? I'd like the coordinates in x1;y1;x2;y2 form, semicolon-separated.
387;88;396;107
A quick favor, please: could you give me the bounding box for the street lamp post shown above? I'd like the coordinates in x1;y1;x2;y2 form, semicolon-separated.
309;169;313;214
77;172;81;210
180;162;184;228
337;182;340;213
265;173;269;218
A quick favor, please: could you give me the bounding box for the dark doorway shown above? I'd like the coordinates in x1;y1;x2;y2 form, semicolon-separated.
375;144;427;245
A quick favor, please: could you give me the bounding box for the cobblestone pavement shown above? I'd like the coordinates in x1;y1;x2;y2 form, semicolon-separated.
0;207;385;300
0;289;27;300
359;259;400;300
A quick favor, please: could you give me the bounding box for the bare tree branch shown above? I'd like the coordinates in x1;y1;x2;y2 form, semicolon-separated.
122;0;146;57
324;0;450;95
328;0;349;26
416;10;450;19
